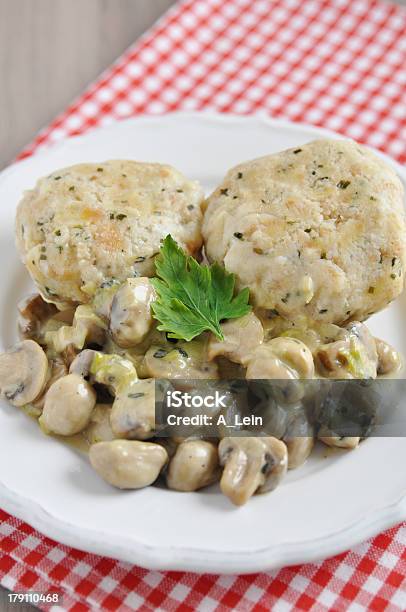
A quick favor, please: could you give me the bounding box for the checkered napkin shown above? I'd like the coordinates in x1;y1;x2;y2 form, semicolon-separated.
1;0;406;609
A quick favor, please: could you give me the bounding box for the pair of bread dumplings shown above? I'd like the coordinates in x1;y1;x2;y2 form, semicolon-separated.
16;139;406;325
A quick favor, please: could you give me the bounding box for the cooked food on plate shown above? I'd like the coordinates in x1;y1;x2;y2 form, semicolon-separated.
16;160;204;306
1;139;404;506
203;139;406;324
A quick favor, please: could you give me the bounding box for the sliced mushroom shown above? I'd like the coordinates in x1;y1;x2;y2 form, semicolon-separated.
45;305;107;354
166;440;220;491
84;404;115;444
218;436;288;506
69;349;97;378
89;440;168;489
28;357;68;415
92;280;121;320
375;338;402;376
318;435;360;449
246;338;314;380
0;340;48;406
143;340;218;380
315;321;378;379
110;378;156;440
18;293;57;340
110;278;157;348
39;373;96;435
283;407;315;469
285;436;314;468
208;312;264;365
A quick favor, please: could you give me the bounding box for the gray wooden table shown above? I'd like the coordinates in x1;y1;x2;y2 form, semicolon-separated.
0;0;405;610
0;0;174;169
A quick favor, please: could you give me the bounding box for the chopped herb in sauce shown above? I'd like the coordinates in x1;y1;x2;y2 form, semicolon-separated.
237;172;243;179
110;213;115;220
391;274;396;279
392;257;397;266
54;176;62;181
54;229;61;236
281;293;290;304
368;286;375;294
69;186;75;191
337;180;351;189
187;204;194;210
319;308;328;314
135;256;146;263
304;228;312;233
116;214;127;221
220;188;229;196
176;189;183;193
293;149;302;154
233;232;244;240
177;348;188;358
321;252;327;259
97;167;104;172
128;392;145;399
153;348;168;359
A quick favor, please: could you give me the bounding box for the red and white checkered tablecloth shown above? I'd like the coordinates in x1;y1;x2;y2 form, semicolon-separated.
1;0;406;609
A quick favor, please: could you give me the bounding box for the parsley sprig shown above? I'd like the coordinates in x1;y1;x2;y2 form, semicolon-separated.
150;235;251;341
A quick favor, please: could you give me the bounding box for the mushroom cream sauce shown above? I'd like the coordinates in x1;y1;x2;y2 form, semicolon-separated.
0;140;404;506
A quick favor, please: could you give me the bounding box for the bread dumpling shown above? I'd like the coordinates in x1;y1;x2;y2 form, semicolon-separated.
16;160;204;306
203;139;406;324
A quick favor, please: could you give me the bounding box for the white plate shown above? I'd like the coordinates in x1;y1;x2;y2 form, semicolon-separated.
0;113;406;574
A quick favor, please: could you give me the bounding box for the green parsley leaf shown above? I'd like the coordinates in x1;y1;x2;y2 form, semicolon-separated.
150;235;251;341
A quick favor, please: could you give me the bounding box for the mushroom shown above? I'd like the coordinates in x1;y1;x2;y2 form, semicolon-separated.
283;407;315;469
45;305;107;354
110;378;156;440
143;339;218;380
17;293;57;340
375;338;402;376
84;404;115;444
218;436;288;506
0;339;49;406
109;278;157;348
166;440;220;491
314;380;376;448
208;312;264;365
71;350;158;440
89;440;168;489
318;435;360;449
28;357;68;415
315;321;378;379
246;338;314;380
246;339;314;405
39;373;96;435
92;280;121;320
